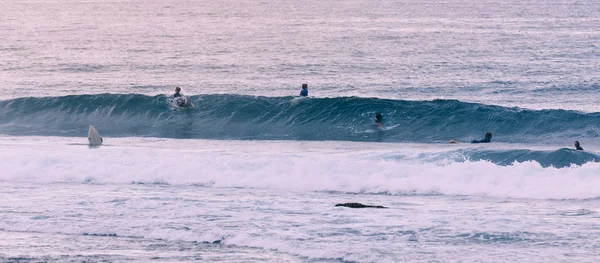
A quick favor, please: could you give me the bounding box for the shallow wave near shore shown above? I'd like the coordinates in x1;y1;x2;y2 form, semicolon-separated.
1;137;600;200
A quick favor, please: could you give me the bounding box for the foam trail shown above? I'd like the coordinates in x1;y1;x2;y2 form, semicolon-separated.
2;137;600;200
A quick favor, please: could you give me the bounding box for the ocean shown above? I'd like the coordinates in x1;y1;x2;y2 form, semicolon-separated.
1;0;600;262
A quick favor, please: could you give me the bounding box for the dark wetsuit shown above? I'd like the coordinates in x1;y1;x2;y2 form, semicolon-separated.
172;92;186;107
471;137;491;144
300;89;308;97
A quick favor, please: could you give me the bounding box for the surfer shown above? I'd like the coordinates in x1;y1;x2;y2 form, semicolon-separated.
375;113;384;129
172;87;188;107
471;132;492;143
450;132;492;144
575;141;583;151
300;84;308;97
173;87;183;98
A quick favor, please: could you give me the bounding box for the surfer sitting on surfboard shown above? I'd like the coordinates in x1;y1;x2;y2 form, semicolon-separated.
172;87;188;107
300;84;308;97
173;87;183;98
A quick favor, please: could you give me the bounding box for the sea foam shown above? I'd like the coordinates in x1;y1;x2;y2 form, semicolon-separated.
1;137;599;200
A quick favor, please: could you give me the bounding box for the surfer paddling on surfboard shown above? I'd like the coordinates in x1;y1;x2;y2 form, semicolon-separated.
575;141;583;150
470;132;492;143
449;132;492;144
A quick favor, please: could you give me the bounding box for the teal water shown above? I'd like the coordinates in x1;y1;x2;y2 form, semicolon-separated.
2;94;600;146
1;0;600;262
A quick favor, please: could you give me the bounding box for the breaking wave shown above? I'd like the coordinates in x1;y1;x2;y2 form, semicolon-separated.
1;94;599;143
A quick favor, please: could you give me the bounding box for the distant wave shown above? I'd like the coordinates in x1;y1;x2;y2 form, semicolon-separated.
415;148;600;168
1;94;599;143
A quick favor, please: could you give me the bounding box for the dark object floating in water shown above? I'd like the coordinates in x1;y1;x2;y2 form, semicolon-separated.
335;202;387;209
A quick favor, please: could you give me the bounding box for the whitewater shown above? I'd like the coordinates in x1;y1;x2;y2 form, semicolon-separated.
2;0;600;262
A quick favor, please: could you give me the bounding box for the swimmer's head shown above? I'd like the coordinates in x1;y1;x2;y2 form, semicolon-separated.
302;83;308;90
175;87;181;92
376;113;383;121
485;132;492;139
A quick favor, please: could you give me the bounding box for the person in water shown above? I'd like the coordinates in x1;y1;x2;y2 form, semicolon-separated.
375;113;384;129
300;83;308;97
575;141;584;150
471;132;492;143
173;87;183;98
172;87;188;107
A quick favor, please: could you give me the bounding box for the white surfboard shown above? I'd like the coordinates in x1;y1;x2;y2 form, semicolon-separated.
290;96;306;106
170;96;188;107
88;125;103;146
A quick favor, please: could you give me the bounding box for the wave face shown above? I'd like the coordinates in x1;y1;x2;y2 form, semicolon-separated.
1;94;599;143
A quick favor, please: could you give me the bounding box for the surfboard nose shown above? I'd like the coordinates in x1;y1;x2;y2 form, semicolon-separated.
88;125;103;146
